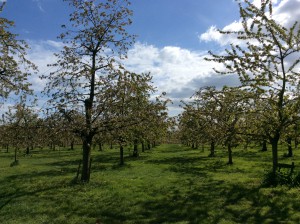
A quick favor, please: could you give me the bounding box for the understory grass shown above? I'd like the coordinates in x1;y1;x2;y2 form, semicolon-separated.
1;144;300;223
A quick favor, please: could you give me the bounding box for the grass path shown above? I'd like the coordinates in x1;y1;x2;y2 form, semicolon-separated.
1;144;300;223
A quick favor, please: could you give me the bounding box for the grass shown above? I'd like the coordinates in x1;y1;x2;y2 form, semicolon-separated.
1;144;300;223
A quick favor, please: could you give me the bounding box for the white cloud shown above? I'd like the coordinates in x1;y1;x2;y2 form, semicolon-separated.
199;0;300;46
20;41;224;116
32;0;45;12
27;40;62;92
124;42;218;95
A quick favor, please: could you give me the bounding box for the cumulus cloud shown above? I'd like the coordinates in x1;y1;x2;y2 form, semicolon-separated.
199;0;300;46
20;41;226;116
26;40;62;92
124;42;219;95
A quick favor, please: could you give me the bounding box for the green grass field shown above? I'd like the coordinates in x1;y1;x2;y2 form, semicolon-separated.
1;144;300;224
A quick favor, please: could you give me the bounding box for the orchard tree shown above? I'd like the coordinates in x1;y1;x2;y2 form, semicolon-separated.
0;3;36;100
4;101;41;163
189;86;249;164
42;0;135;182
206;0;300;172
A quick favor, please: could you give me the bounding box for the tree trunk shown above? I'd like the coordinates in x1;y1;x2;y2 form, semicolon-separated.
287;137;293;157
147;141;151;150
141;140;145;152
133;140;139;157
228;144;233;165
81;136;92;182
120;145;124;165
70;140;74;150
209;141;215;157
271;135;279;173
14;148;18;163
153;141;156;147
98;142;103;151
261;140;267;151
26;147;30;155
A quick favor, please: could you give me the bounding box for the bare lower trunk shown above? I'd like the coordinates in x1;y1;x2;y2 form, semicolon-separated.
271;136;279;174
141;141;145;152
209;141;215;157
228;144;233;165
261;140;267;151
133;140;139;157
14;148;18;163
26;147;30;155
287;137;293;157
81;137;92;182
120;145;124;165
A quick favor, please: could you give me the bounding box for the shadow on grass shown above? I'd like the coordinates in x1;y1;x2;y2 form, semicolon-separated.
129;182;300;224
0;181;65;211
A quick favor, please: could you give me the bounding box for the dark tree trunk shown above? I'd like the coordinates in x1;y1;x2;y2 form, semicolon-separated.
209;141;215;157
70;140;74;150
227;144;233;165
98;142;103;151
141;141;145;152
192;142;195;149
6;145;8;153
147;141;151;150
120;145;124;165
26;147;30;155
133;140;139;157
271;135;279;174
81;136;93;182
14;148;18;163
287;137;293;157
110;141;113;149
261;140;267;151
152;141;156;148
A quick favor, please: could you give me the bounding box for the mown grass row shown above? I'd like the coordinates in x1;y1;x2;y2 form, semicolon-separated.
0;144;300;224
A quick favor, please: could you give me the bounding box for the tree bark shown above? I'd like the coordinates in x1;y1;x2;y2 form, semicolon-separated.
228;144;233;165
98;142;103;151
287;137;293;157
26;147;30;155
14;148;18;163
120;145;124;165
133;139;139;157
81;137;92;182
141;140;145;152
209;141;215;157
261;140;267;151
70;140;74;150
271;135;279;173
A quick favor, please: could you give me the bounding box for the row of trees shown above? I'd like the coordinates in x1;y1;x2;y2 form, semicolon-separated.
0;0;171;182
178;0;300;173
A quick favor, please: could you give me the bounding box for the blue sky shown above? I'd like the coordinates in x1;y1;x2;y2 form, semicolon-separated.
3;0;239;49
1;0;299;116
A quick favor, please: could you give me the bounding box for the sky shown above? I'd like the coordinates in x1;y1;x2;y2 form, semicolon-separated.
1;0;300;116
